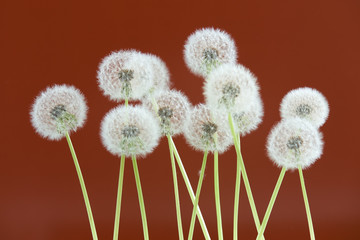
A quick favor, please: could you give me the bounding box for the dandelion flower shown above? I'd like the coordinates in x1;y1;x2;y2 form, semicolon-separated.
97;50;154;101
145;89;191;136
267;118;323;170
204;63;259;113
184;28;237;77
143;53;170;93
280;87;329;128
30;84;88;141
232;92;264;136
184;104;232;153
100;105;161;157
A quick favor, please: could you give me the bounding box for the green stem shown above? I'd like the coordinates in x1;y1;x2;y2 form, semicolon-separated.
169;137;211;240
132;155;149;240
113;155;126;240
188;151;208;240
228;113;263;239
125;98;129;107
167;135;184;240
65;132;98;240
214;150;223;240
256;167;286;240
298;166;315;240
233;148;242;240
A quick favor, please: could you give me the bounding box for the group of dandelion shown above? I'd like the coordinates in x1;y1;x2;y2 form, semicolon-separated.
30;28;329;240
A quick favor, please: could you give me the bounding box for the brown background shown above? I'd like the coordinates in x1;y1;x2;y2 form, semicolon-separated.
1;0;359;239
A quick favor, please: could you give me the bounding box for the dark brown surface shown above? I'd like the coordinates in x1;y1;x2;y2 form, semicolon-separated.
1;0;359;239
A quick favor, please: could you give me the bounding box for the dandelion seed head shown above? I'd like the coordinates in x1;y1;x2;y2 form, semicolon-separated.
266;118;323;170
184;104;232;153
280;87;329;128
184;28;237;77
204;64;259;113
97;50;154;101
30;85;88;141
100;105;161;157
143;53;170;93
144;90;190;136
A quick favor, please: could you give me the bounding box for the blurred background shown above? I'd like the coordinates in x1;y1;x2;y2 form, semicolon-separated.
1;0;359;239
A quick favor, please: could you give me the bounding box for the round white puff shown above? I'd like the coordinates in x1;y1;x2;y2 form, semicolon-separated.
267;118;323;170
184;104;232;153
280;87;329;128
204;63;259;114
184;28;237;77
97;50;154;101
100;105;161;158
30;84;88;141
143;53;170;93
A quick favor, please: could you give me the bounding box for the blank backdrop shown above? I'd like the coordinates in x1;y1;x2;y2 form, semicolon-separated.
1;0;360;239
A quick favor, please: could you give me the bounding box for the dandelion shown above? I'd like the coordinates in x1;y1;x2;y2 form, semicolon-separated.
256;117;324;240
184;28;237;77
204;63;259;113
184;104;232;240
30;84;88;141
145;89;191;136
100;105;161;157
97;50;154;102
267;118;323;169
280;87;329;128
184;104;232;153
30;85;97;240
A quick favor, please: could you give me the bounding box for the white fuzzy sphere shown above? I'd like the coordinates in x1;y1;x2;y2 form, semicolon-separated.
100;105;161;158
184;104;232;153
232;92;264;136
97;50;154;101
30;84;88;141
280;87;329;128
267;118;323;170
143;53;170;93
204;63;259;113
145;89;191;136
184;28;237;77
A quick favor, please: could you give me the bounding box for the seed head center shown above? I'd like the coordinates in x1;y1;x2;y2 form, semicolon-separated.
296;104;312;117
122;125;140;138
203;48;219;62
118;69;134;82
287;136;303;151
50;104;67;120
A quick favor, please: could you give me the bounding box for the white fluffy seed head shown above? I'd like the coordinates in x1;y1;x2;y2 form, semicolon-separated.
30;85;88;141
145;90;191;136
184;28;237;78
100;105;161;158
280;87;329;128
184;104;232;153
204;63;259;113
232;92;264;136
267;118;323;170
143;53;170;94
97;50;154;101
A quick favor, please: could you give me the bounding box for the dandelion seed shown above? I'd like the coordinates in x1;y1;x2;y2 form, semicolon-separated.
266;118;323;170
204;63;259;113
100;105;161;157
280;87;329;128
97;50;154;101
184;104;232;153
143;53;170;93
184;28;237;77
30;84;88;140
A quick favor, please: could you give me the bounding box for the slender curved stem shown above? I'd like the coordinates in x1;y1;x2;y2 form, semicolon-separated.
298;166;315;240
233;150;242;240
125;98;129;107
113;155;126;240
228;113;264;239
167;135;184;240
132;155;149;240
214;150;223;240
188;151;208;240
256;167;286;240
170;137;211;240
65;132;98;240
